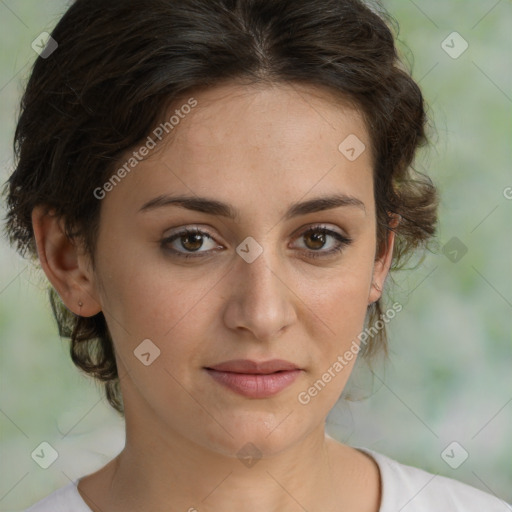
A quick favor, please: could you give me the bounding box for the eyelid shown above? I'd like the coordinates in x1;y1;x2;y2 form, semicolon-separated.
291;222;348;239
163;224;216;239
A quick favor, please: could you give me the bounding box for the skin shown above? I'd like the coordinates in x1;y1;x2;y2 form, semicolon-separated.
32;81;396;512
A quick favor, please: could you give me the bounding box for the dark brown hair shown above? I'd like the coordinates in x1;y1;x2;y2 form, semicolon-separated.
2;0;437;414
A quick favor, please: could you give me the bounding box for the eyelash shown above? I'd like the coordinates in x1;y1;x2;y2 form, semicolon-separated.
161;225;353;260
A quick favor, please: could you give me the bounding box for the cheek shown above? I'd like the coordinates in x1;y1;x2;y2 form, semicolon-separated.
298;247;375;337
304;273;371;377
100;265;213;350
95;250;225;403
96;263;210;406
95;227;211;334
294;242;375;397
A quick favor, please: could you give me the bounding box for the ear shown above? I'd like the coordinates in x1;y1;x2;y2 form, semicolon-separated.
31;205;102;317
368;213;400;305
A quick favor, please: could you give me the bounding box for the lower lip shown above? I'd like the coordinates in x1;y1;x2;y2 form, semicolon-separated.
205;369;302;398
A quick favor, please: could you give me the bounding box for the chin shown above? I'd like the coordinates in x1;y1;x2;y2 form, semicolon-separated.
198;409;312;460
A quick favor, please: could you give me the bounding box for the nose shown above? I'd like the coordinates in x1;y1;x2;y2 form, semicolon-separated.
222;244;297;342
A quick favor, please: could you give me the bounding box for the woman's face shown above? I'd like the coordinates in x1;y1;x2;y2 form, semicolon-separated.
87;82;393;457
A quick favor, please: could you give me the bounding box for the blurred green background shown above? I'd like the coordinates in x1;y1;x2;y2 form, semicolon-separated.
0;1;511;510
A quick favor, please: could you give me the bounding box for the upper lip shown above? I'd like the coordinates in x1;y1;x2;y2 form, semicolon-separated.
206;359;300;374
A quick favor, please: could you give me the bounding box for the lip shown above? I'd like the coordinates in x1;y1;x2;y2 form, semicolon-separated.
208;359;300;374
205;359;302;398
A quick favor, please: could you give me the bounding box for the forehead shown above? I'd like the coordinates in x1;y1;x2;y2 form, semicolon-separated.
108;81;374;215
166;81;369;163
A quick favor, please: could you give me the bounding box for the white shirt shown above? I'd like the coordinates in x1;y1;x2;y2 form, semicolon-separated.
25;448;510;511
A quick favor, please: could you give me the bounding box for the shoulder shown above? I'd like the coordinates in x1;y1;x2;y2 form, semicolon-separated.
357;447;510;512
24;481;91;512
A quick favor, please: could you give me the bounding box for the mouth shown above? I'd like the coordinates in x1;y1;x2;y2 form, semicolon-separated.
204;359;303;398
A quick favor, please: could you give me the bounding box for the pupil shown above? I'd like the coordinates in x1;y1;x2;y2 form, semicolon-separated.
307;231;325;250
183;233;203;251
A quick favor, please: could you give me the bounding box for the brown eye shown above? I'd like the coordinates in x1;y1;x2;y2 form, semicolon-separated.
180;232;205;252
303;230;328;250
294;225;352;259
161;228;221;259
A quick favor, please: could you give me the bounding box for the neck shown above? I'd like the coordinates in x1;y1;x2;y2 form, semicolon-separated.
107;419;340;512
78;380;381;512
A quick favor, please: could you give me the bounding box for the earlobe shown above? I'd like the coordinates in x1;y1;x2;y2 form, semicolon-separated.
31;205;102;317
368;213;400;305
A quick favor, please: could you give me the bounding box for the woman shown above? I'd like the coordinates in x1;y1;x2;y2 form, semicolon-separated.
3;0;509;510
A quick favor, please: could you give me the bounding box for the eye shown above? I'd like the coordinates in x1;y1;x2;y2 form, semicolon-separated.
292;225;352;259
161;224;352;261
161;227;222;259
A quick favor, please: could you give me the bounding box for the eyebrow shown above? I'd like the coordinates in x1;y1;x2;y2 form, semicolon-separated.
138;193;366;220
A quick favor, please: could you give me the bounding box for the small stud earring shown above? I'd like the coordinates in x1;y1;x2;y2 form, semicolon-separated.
78;300;83;307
